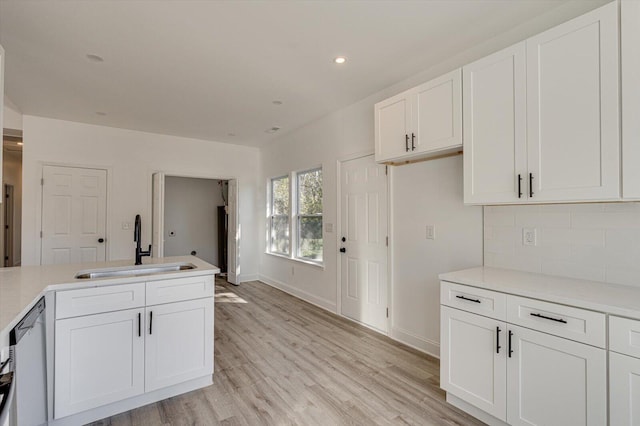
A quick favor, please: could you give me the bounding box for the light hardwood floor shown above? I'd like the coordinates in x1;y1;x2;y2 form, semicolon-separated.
90;278;484;426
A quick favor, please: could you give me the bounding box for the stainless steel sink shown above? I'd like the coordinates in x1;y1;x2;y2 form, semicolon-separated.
75;262;196;279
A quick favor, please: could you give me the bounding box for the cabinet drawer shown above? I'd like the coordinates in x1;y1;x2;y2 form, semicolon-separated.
56;283;145;319
146;275;214;305
506;295;605;348
440;281;507;320
610;316;640;358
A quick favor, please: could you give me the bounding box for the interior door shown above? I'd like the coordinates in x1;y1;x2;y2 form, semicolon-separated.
226;179;239;284
151;172;165;258
41;165;107;265
340;155;388;332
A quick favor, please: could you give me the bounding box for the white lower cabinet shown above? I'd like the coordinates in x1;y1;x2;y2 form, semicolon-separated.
145;298;214;392
610;352;640;425
441;306;507;420
506;325;606;426
54;308;145;418
441;282;607;426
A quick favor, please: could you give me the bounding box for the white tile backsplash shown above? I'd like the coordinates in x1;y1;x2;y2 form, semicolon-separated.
484;203;640;287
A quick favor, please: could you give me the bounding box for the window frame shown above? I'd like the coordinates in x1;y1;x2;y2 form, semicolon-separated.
269;175;291;256
266;166;323;266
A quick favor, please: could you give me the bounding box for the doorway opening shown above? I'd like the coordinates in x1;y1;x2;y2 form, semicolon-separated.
1;129;22;267
152;173;239;284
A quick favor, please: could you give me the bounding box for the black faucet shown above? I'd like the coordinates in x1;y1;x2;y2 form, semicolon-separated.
134;214;151;265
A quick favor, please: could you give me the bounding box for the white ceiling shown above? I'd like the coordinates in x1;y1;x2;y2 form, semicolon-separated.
0;0;609;147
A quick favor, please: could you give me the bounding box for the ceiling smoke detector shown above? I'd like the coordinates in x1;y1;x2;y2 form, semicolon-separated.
265;126;281;134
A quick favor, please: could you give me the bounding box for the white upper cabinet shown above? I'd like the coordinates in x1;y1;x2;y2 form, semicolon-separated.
463;43;526;204
375;68;462;164
622;0;640;199
527;2;619;202
464;2;620;204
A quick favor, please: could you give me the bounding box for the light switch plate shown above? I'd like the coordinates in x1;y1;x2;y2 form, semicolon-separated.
426;225;435;240
325;223;333;233
523;228;537;246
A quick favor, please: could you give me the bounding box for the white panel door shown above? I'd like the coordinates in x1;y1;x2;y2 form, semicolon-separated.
610;351;640;426
54;308;145;418
41;165;107;265
340;155;388;332
506;324;607;426
227;178;239;284
412;68;462;155
375;94;411;162
526;2;619;202
145;298;214;392
152;172;165;258
463;42;527;204
440;306;507;421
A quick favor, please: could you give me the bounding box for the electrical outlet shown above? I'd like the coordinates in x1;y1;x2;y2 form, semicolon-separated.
325;223;333;233
426;225;435;240
523;228;537;246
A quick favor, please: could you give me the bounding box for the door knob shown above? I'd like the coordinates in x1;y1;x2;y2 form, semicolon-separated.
341;237;346;242
98;238;105;243
339;247;346;253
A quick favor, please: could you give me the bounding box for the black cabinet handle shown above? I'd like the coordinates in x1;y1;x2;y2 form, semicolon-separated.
508;330;513;358
496;326;502;354
456;295;481;304
149;311;153;335
529;173;534;197
339;247;346;253
517;174;523;198
411;133;416;151
138;312;141;337
405;134;409;152
530;312;567;324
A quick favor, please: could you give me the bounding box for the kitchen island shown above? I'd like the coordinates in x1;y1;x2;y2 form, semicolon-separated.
0;255;219;425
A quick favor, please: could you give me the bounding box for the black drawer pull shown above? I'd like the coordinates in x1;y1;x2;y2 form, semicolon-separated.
456;295;481;304
496;326;502;354
530;312;567;324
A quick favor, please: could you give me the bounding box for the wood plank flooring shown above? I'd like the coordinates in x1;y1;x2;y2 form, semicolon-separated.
90;278;484;426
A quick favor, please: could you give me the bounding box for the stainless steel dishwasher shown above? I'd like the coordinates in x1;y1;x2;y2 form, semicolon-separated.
8;298;47;426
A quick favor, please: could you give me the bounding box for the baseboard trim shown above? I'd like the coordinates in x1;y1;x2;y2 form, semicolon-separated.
390;326;440;359
239;274;258;283
258;274;337;313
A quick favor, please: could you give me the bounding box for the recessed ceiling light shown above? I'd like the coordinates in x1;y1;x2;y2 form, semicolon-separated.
272;100;283;105
95;111;107;116
86;54;104;63
334;56;347;64
265;126;281;134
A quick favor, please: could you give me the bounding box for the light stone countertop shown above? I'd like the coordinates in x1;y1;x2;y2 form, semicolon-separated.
439;266;640;320
0;255;219;350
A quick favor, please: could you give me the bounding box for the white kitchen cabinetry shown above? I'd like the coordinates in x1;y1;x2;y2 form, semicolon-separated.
53;274;215;421
441;306;507;420
441;282;607;426
622;0;640;199
145;298;214;392
375;68;462;164
54;308;145;418
464;2;619;204
609;315;640;425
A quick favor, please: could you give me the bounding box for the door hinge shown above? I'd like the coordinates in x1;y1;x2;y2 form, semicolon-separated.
386;236;388;247
386;307;389;318
385;165;388;176
40;231;43;238
41;178;44;186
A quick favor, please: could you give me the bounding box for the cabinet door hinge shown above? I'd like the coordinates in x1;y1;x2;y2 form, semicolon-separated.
41;178;44;186
386;236;388;247
386;307;389;318
40;231;43;238
385;165;388;176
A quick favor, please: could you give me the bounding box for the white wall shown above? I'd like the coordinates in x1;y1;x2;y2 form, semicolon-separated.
164;176;225;266
391;157;482;355
485;203;640;287
22;116;260;281
258;0;603;353
3;96;22;131
2;149;22;265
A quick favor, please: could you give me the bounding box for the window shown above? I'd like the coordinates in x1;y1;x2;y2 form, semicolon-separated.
268;167;323;264
296;168;323;262
269;176;290;255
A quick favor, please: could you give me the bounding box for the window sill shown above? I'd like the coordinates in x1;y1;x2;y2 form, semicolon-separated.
265;251;325;269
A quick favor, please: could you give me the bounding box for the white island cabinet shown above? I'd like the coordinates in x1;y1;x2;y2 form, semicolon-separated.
53;272;215;424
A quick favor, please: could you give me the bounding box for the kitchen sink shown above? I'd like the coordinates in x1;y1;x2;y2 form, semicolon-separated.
74;262;196;279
